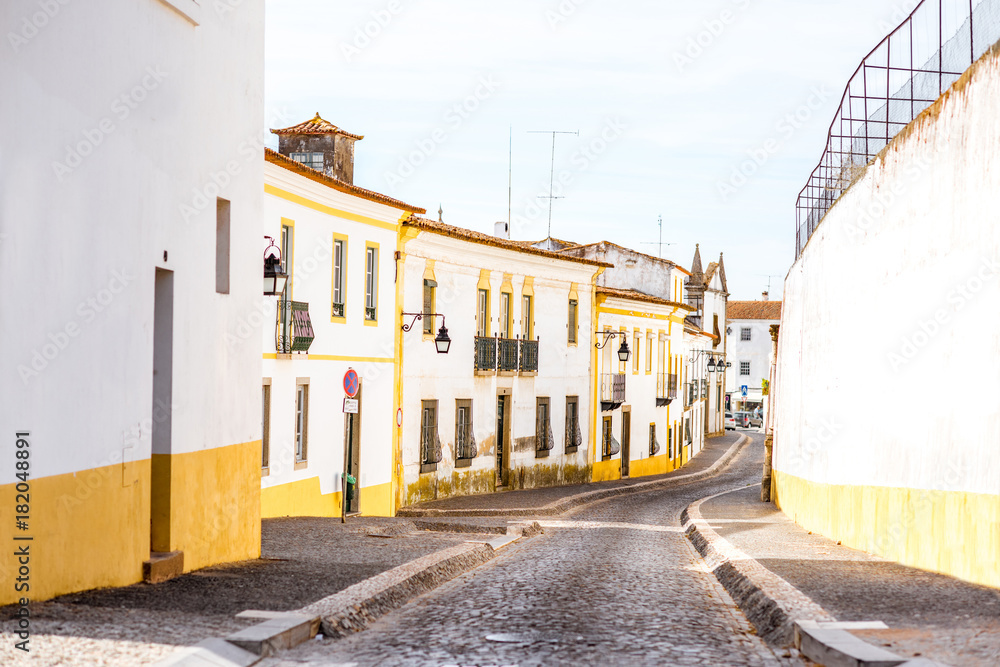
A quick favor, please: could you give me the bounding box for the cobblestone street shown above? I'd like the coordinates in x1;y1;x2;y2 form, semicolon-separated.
264;434;800;667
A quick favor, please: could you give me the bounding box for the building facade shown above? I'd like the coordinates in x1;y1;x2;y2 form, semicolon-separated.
398;220;607;506
725;297;782;415
260;120;424;519
0;0;264;603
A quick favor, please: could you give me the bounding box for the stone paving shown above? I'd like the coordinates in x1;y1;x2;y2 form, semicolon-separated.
261;435;806;667
404;430;747;512
0;517;496;666
701;475;1000;666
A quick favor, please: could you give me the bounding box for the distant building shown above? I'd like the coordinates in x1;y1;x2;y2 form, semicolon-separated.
726;295;782;414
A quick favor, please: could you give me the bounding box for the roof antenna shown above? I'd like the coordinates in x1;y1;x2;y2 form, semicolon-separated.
640;215;676;258
528;129;578;240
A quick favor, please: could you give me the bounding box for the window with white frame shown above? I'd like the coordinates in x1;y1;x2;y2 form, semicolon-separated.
741;327;752;341
740;361;751;376
365;246;378;321
455;399;476;460
295;383;309;462
332;239;346;317
290;152;324;170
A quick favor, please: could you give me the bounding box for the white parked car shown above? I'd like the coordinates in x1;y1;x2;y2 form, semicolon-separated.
724;412;737;430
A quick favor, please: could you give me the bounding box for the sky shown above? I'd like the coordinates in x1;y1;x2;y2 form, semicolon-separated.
265;0;919;300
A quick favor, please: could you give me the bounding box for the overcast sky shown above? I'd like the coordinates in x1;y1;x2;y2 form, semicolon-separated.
265;0;918;300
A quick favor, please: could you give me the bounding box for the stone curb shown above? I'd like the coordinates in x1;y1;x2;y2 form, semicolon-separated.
154;523;540;666
682;488;941;666
399;434;749;518
299;538;512;639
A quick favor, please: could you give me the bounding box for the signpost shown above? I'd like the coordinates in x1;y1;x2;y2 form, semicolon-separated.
342;369;360;523
741;385;748;397
343;398;359;414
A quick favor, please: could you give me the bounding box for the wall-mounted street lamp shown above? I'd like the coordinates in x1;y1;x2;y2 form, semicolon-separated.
263;236;288;296
689;349;728;372
595;331;631;362
402;313;451;354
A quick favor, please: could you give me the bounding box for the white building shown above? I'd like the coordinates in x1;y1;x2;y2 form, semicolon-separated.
398;221;607;505
260;118;424;519
725;297;781;414
1;0;264;603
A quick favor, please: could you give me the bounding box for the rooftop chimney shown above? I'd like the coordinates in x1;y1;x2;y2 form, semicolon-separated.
762;291;769;301
494;221;510;239
271;113;363;184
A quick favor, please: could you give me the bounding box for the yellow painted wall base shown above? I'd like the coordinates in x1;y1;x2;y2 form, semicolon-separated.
629;454;670;479
592;458;622;482
0;439;261;606
773;469;1000;589
261;477;392;518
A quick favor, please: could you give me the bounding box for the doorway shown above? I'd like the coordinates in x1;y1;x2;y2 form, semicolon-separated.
150;269;173;553
496;394;510;487
621;408;631;478
344;387;361;515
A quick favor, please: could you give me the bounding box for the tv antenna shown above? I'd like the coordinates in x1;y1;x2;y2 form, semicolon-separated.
757;274;782;293
528;129;578;239
640;215;676;258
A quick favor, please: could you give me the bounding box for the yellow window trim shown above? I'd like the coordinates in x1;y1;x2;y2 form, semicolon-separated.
364;241;380;326
263;353;395;363
331;232;348;324
280;217;295;301
477;269;491;291
521;276;534;296
266;184;400;232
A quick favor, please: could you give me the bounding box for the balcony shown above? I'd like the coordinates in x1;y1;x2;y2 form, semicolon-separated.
475;337;539;375
276;300;315;354
600;373;626;412
519;339;538;373
656;373;678;407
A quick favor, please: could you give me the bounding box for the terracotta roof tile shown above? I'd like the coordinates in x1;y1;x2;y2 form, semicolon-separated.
727;300;782;321
265;148;424;214
597;286;693;311
271;113;365;141
402;217;612;268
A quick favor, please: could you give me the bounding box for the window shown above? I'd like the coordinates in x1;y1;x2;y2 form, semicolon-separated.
602;416;613;459
280;222;294;296
741;327;752;341
332;238;346;318
633;331;641;374
290;152;324;170
423;279;436;333
649;424;658;457
522;295;533;339
477;289;490;336
421;400;440;470
295;382;309;462
740;361;751;376
685;417;692;445
500;292;512;338
455;399;476;461
565;396;581;452
216;198;230;294
646;335;653;374
535;397;553;456
365;245;378;321
261;382;271;469
668;425;673;458
568;299;578;344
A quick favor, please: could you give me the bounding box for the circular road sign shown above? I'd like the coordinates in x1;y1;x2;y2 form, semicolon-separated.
343;369;360;398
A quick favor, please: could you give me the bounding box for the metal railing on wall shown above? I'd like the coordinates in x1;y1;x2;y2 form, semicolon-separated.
795;0;1000;258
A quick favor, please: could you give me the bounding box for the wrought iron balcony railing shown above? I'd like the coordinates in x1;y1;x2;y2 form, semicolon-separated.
519;339;538;373
276;300;315;354
498;338;519;372
474;336;497;372
656;373;679;406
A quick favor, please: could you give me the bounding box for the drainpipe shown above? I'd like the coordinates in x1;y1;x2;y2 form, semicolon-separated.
762;324;779;502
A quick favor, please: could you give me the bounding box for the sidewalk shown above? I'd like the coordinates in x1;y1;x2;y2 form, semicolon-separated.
0;517;502;666
400;430;746;516
695;485;1000;666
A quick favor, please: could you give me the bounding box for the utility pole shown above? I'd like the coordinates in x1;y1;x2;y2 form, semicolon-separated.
528;129;578;239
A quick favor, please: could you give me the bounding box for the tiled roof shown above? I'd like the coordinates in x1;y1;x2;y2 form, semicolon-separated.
596;286;693;311
271;113;365;141
727;300;782;321
402;217;613;268
559;241;687;273
265;148;424;214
